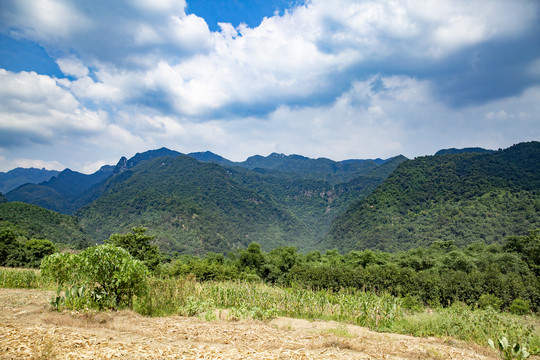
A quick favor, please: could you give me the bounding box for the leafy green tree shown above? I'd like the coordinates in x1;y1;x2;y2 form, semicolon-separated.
504;230;540;277
24;239;56;268
238;242;265;277
106;227;161;271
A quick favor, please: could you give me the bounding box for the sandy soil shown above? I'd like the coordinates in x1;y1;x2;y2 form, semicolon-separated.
0;288;498;359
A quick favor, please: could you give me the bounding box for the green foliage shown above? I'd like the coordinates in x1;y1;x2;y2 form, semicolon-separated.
489;337;531;360
134;277;402;329
478;294;503;311
40;252;78;288
0;202;89;248
0;222;59;268
106;227;161;270
0;267;54;289
509;299;530;315
504;230;540;277
394;305;537;355
41;244;149;310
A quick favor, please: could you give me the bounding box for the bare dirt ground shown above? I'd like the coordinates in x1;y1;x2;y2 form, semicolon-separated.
0;288;498;359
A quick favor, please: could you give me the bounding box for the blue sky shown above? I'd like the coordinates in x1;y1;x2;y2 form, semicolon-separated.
0;0;539;174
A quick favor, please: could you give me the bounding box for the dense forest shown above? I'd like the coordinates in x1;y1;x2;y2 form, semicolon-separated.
163;231;540;313
328;142;540;252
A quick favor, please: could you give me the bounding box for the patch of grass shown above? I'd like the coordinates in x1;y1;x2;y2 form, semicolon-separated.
323;325;356;338
392;302;539;355
133;276;403;328
0;267;54;290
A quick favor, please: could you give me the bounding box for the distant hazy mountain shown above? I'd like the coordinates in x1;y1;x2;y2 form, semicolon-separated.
0;168;59;194
328;141;540;252
6;165;115;214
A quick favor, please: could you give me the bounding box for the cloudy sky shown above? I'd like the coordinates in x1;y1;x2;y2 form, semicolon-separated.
1;0;539;173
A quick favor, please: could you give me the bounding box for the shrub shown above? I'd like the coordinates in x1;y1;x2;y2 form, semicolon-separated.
478;293;503;311
41;244;149;310
509;299;530;316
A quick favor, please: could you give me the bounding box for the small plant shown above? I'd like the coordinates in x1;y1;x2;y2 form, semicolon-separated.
489;337;530;360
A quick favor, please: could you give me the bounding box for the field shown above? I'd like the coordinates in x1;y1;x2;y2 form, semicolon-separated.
0;288;499;359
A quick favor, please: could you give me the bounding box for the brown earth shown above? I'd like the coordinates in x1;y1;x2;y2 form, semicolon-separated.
0;288;498;359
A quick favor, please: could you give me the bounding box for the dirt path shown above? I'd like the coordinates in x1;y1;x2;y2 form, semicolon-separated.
0;288;497;359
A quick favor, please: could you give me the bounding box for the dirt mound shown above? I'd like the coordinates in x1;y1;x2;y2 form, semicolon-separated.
0;289;496;359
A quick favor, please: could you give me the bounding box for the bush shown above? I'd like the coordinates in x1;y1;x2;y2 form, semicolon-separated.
478;293;503;311
41;244;149;310
509;299;530;315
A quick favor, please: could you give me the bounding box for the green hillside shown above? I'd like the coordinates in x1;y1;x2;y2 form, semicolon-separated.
77;155;314;254
0;201;89;248
327;142;540;252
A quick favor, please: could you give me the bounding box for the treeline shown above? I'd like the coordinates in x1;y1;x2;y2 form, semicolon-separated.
2;221;539;313
0;222;56;268
162;230;540;312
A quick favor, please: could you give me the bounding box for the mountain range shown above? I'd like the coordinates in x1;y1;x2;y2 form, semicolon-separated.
1;142;538;254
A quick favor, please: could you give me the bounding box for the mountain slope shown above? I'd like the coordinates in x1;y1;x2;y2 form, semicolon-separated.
227;155;408;243
0;168;59;194
77;155;313;254
327;142;540;252
0;201;89;248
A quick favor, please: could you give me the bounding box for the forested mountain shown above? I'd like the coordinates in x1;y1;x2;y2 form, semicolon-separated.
114;147;182;174
76;155;314;254
226;155;408;242
328;142;540;252
237;153;385;184
0;202;89;248
435;147;496;156
4;142;537;256
188;151;236;167
0;167;59;194
6;165;114;214
190;151;392;184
